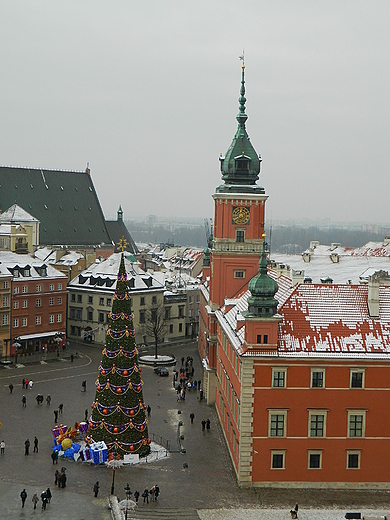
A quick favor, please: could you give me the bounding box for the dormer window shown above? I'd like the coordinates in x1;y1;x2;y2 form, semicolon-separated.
23;269;30;277
236;159;249;170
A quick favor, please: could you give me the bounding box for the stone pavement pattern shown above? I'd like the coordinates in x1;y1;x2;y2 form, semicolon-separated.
1;340;390;519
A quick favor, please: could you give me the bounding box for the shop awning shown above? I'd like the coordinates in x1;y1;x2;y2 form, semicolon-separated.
16;331;65;341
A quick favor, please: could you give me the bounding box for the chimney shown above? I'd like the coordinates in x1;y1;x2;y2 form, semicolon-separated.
291;269;304;287
368;274;380;318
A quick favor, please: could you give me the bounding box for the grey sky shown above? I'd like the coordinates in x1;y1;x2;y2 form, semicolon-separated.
1;1;389;224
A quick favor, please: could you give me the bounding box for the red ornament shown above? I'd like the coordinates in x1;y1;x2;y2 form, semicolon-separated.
102;370;106;375
97;386;101;391
123;370;128;376
130;445;134;452
147;439;151;444
140;425;144;431
103;409;108;414
113;427;118;433
129;410;134;416
139;367;142;373
137;386;141;391
91;403;94;408
116;388;122;394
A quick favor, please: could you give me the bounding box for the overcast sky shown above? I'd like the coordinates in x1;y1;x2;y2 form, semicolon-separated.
1;1;389;225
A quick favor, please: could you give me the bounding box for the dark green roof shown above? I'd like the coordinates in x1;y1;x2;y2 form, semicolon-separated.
106;219;138;254
216;64;264;195
0;166;111;247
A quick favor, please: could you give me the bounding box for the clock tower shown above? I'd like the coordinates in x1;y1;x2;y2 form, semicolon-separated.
210;61;268;309
199;61;268;403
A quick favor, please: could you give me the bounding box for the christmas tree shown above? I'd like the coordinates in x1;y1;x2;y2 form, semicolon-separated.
89;254;150;458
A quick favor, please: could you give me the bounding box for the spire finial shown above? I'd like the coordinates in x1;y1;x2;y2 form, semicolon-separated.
237;52;248;128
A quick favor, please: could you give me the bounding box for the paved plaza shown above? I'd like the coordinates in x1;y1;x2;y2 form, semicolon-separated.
1;340;390;519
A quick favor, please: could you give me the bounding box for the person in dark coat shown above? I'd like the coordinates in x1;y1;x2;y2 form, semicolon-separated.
155;484;160;501
142;488;149;503
147;405;151;417
33;436;38;453
93;481;99;497
22;395;26;407
190;412;195;424
85;409;89;421
54;469;59;485
22;378;25;389
45;488;52;504
9;383;13;393
201;420;206;431
134;490;139;504
25;438;30;455
41;491;47;510
20;489;27;507
206;419;211;431
54;409;58;423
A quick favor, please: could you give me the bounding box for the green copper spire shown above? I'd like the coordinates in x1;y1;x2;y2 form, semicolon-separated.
217;61;264;194
244;235;279;317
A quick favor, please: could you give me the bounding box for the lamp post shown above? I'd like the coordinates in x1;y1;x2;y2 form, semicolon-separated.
106;453;123;496
12;341;21;366
124;483;132;520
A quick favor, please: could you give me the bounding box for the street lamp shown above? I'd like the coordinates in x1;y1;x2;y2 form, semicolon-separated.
12;341;21;365
106;453;123;496
124;483;132;520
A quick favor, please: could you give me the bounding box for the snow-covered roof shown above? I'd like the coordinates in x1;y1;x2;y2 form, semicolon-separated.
68;252;164;293
0;204;39;223
0;251;66;279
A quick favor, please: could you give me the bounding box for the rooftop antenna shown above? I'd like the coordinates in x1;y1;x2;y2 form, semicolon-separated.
239;49;245;67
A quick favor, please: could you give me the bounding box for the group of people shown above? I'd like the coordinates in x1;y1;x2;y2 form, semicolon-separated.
20;488;52;510
24;436;39;455
54;467;67;488
201;419;211;431
135;484;160;504
174;356;202;402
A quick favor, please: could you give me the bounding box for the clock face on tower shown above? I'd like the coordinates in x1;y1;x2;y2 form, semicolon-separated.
232;206;250;225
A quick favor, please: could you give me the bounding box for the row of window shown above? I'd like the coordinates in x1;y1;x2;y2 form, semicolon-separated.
12;283;63;294
70;294;112;307
270;450;361;470
11;314;63;327
3;296;63;308
268;410;366;438
272;368;365;389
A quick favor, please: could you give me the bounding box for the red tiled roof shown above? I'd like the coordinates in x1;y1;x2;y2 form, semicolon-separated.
278;284;390;356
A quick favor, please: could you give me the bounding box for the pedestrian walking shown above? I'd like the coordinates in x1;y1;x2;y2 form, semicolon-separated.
0;440;5;455
46;395;51;405
155;484;160;501
85;409;89;421
9;383;13;393
33;436;38;453
54;469;59;485
25;438;30;455
181;356;184;366
52;450;58;464
134;490;139;504
206;419;211;431
190;412;195;424
22;395;26;407
41;491;47;510
147;405;151;417
142;488;149;503
54;409;58;423
20;489;27;508
82;380;86;392
46;488;52;504
58;403;63;415
201;420;206;431
150;485;155;502
70;353;74;362
32;493;39;509
198;380;201;390
93;481;99;497
22;378;25;389
28;380;33;390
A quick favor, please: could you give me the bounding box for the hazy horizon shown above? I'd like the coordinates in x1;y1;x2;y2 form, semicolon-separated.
1;2;389;225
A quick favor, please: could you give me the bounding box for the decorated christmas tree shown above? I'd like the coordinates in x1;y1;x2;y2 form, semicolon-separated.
89;254;150;458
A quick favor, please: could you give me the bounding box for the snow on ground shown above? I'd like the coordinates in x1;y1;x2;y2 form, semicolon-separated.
198;508;388;520
139;354;174;363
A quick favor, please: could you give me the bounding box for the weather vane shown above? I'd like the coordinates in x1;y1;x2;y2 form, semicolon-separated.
239;49;245;68
117;235;128;252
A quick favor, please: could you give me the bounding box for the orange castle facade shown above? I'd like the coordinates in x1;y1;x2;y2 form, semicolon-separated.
199;64;390;488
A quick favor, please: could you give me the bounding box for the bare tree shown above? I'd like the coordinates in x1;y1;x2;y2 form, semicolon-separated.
141;302;169;359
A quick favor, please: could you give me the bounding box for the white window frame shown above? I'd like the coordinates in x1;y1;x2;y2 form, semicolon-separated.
57;314;62;323
49;284;55;291
57;283;62;290
308;450;323;470
2;314;9;326
36;284;42;292
3;295;9;307
268;410;287;437
13;286;19;295
13;301;19;309
270;450;286;469
36;298;41;307
22;285;28;293
234;270;245;279
49;297;54;306
49;315;54;324
236;229;245;243
22;300;27;308
350;369;365;389
308;410;327;437
21;317;27;327
57;297;62;305
13;318;19;328
272;368;287;388
3;280;9;289
35;316;41;325
346;450;361;470
347;410;366;438
310;368;325;388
